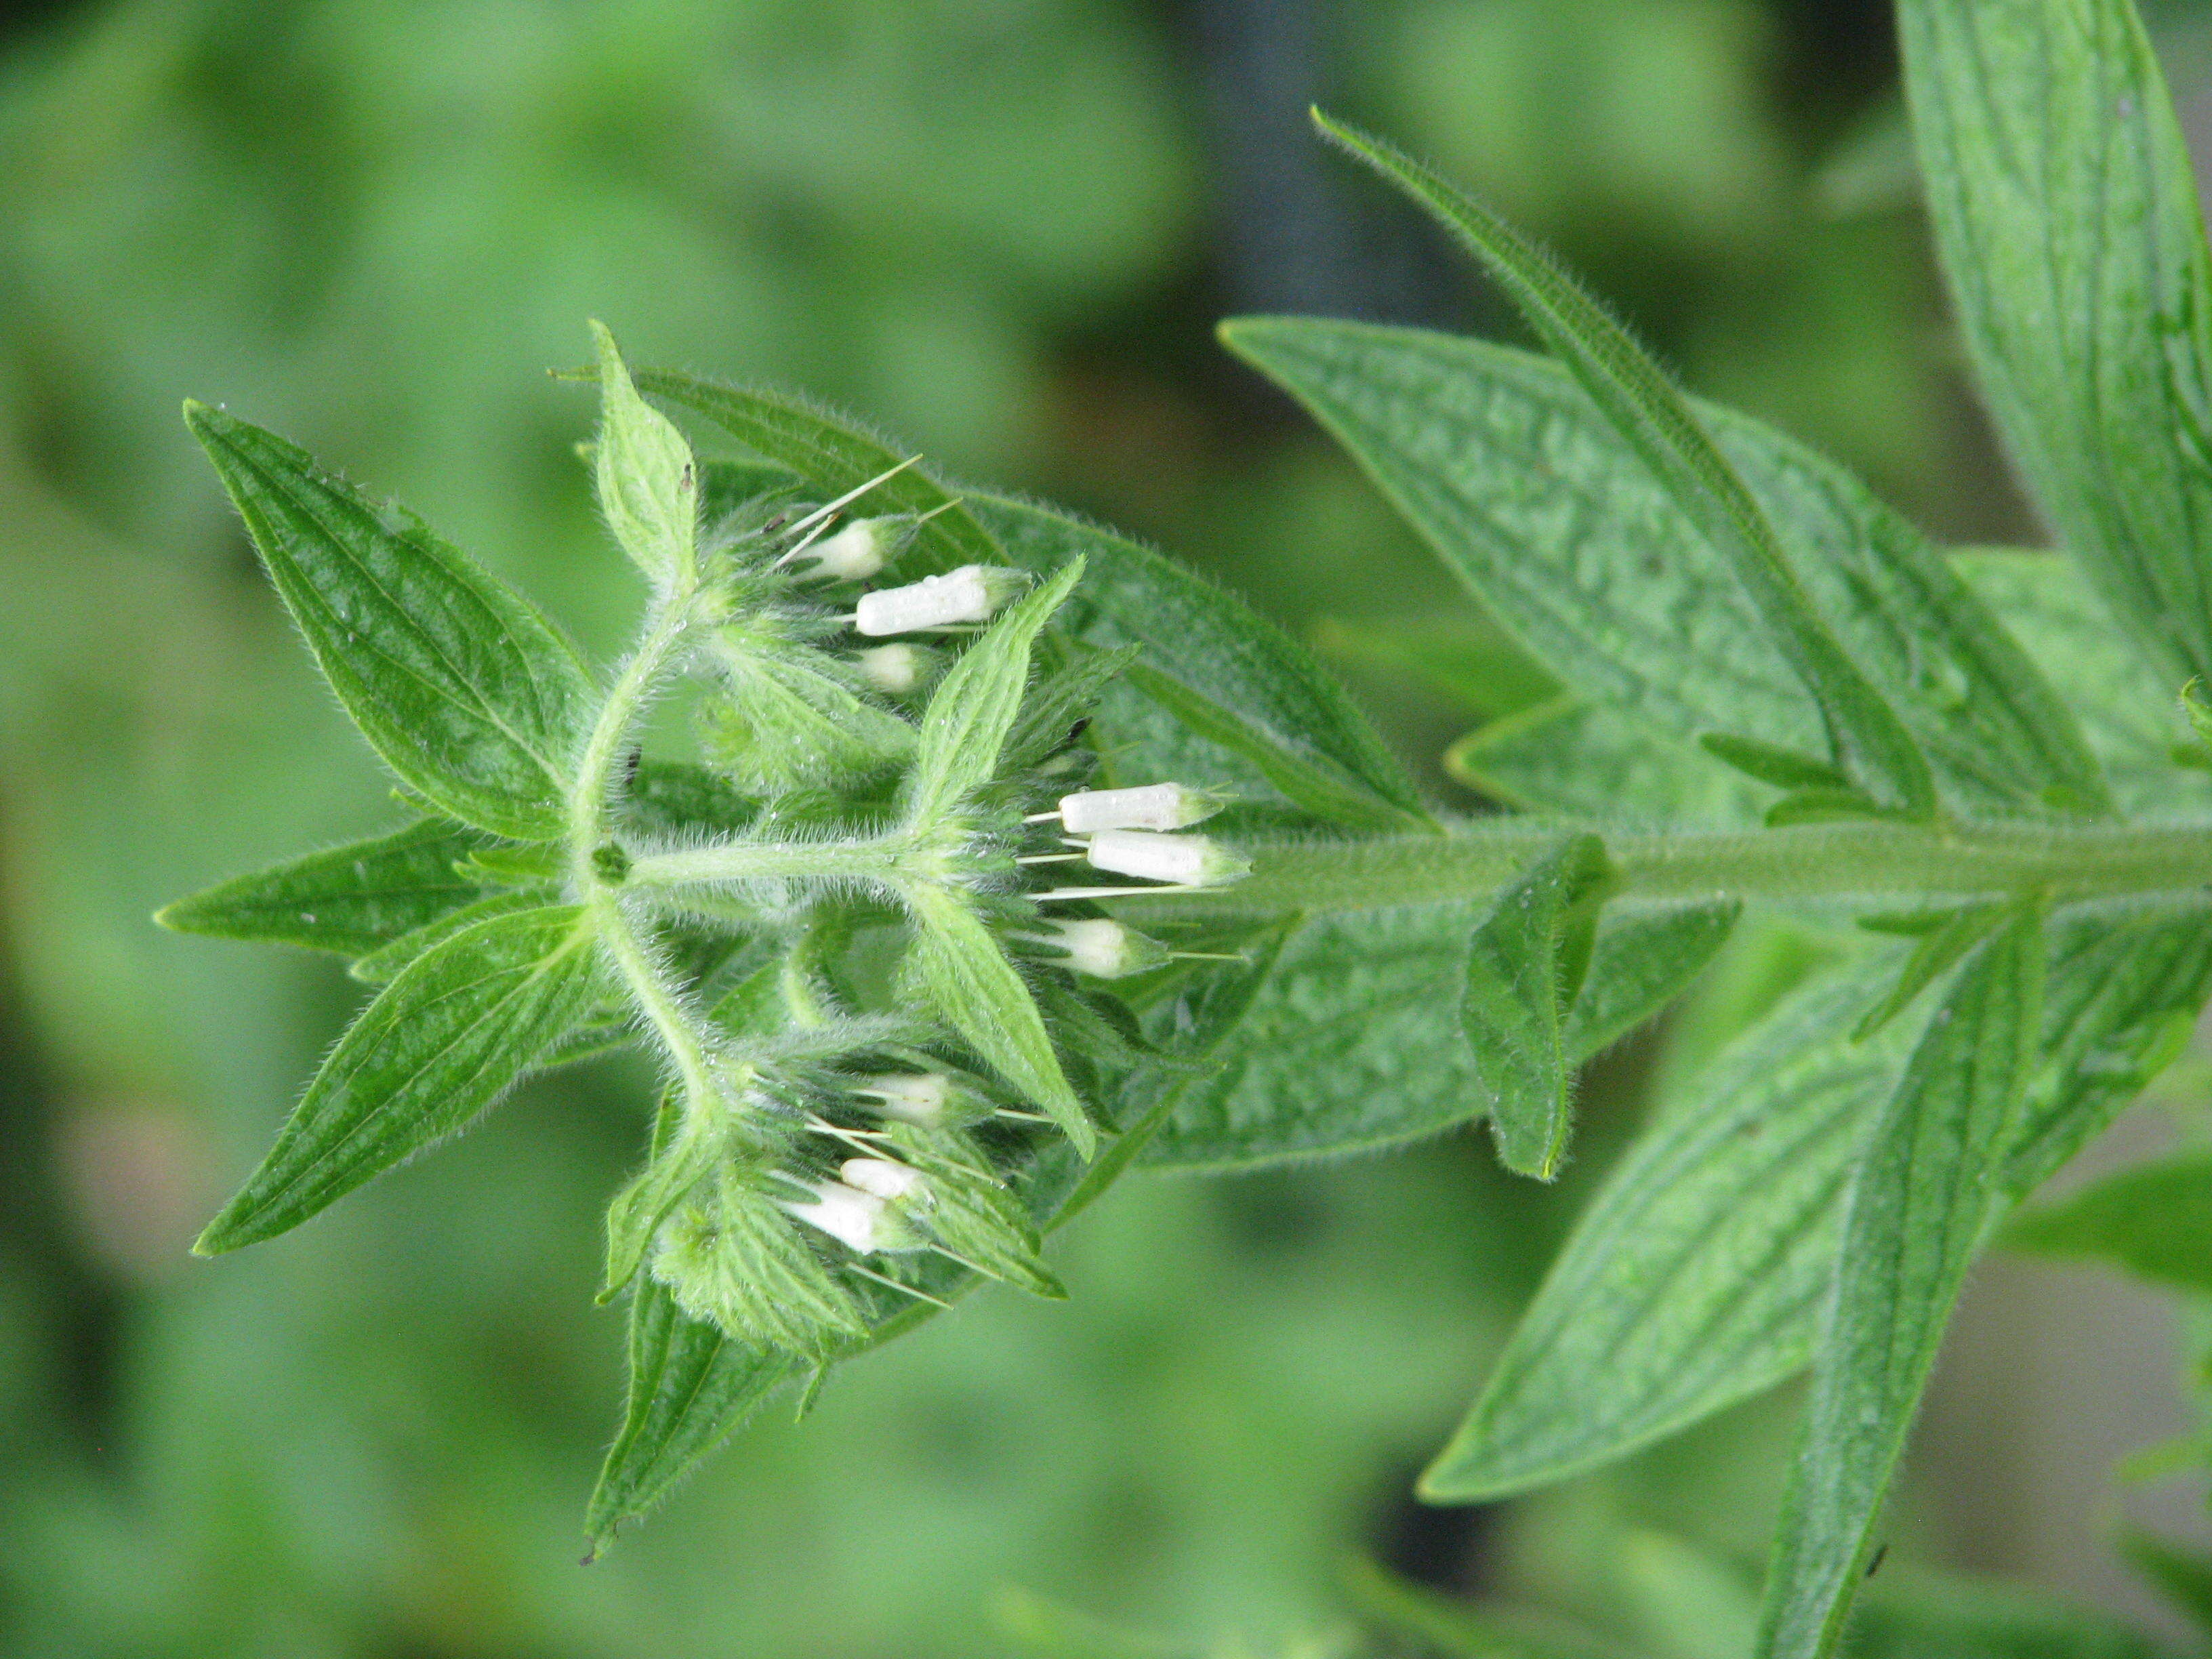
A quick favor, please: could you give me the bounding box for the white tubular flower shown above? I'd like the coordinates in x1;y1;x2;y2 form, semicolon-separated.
857;1072;952;1126
854;565;1025;636
1057;783;1227;834
853;642;930;695
840;1157;926;1202
1082;827;1251;887
783;1181;923;1254
801;517;893;580
1023;918;1170;979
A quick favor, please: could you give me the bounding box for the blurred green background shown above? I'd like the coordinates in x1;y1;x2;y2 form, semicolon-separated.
1;1;2204;1653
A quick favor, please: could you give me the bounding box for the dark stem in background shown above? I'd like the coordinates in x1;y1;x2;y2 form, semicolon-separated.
1186;0;1458;326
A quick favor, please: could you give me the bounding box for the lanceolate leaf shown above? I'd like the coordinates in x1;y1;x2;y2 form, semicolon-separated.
1423;956;1908;1502
2006;899;2212;1194
1226;319;2106;819
1952;549;2212;820
968;493;1434;833
1756;907;2043;1659
631;370;1000;575
584;1278;793;1556
186;404;594;841
1900;0;2212;692
348;888;558;985
1311;115;1936;821
2005;1150;2212;1293
1448;699;1765;825
1852;901;2011;1040
1561;900;1740;1060
907;884;1093;1158
908;559;1084;823
1121;661;1433;834
590;321;698;591
195;905;603;1254
1138;902;1481;1170
155;819;490;957
1464;835;1612;1180
1143;894;1729;1174
1429;897;2212;1504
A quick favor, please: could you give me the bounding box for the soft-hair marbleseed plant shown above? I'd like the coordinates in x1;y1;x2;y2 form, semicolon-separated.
158;1;2212;1647
162;325;1272;1547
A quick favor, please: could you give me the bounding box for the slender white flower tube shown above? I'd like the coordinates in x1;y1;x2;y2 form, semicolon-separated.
853;565;1024;636
783;1181;890;1253
840;1157;925;1202
856;1072;952;1126
1056;783;1227;834
802;518;892;580
1082;828;1250;887
1021;918;1170;979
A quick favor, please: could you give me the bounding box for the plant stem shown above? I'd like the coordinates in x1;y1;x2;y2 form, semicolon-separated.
594;889;719;1103
567;592;696;889
567;586;735;1109
627;838;911;890
1106;819;2212;920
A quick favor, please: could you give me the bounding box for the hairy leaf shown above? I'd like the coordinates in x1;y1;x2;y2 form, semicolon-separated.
1310;612;1561;722
1900;0;2212;691
620;758;764;840
1952;550;2212;819
907;884;1092;1158
2007;897;2212;1194
186;404;594;840
1309;117;1937;820
699;644;915;792
968;493;1434;833
1464;835;1612;1180
195;905;602;1253
1227;319;2104;819
1145;892;1729;1173
348;888;557;985
632;370;1000;575
1853;901;2011;1040
1424;956;1906;1501
584;1277;792;1556
1561;900;1740;1060
1448;699;1765;825
155;819;490;957
908;559;1083;823
1756;908;2043;1659
591;321;697;590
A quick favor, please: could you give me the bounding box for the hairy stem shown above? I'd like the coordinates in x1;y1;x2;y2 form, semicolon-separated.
627;837;912;891
568;592;697;888
567;585;736;1107
1106;819;2212;920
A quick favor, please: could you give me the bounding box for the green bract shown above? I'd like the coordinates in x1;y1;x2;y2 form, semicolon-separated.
165;2;2212;1635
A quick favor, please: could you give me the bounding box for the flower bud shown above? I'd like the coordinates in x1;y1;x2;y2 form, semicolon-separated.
800;516;893;580
1057;783;1227;834
857;1072;953;1126
852;642;937;695
1081;828;1251;887
1024;918;1170;979
840;1157;926;1202
854;565;1026;636
782;1180;924;1254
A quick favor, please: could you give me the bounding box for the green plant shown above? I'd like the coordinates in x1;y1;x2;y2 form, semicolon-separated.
158;0;2212;1649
